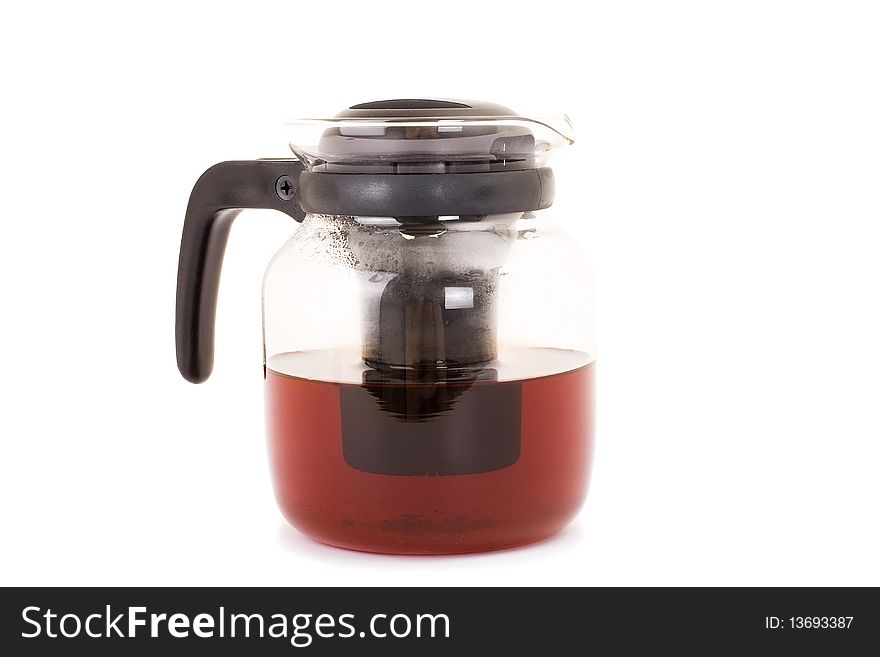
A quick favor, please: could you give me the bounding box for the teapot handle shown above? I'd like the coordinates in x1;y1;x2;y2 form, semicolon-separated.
175;159;305;383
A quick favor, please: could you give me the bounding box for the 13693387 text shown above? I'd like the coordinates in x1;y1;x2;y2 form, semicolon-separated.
764;616;854;630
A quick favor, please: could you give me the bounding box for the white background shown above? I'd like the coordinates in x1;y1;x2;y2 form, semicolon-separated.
1;0;878;586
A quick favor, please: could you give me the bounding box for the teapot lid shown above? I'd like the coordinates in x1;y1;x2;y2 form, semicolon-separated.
287;98;573;173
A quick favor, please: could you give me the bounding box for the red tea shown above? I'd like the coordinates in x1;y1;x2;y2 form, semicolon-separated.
266;348;594;554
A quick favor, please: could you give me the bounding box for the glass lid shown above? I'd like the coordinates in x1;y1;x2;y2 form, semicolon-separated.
286;99;574;173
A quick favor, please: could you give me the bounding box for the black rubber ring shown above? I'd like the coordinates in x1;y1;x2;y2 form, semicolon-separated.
298;168;555;217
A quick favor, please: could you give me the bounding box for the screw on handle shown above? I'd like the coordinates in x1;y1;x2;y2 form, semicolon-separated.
175;159;305;383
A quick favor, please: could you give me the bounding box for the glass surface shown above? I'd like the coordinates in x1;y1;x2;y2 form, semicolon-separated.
263;211;595;367
286;114;574;172
261;209;596;553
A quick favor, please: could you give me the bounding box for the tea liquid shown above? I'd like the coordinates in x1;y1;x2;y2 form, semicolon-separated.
266;347;594;554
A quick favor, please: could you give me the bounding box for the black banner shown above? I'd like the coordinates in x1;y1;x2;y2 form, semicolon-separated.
1;587;876;654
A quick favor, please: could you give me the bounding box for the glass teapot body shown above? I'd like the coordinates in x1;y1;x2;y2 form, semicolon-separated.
176;100;595;553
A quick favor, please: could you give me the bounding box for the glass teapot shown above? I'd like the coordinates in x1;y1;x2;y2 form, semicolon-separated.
175;99;595;554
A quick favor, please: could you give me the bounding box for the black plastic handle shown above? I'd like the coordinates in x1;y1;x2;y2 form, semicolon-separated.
175;159;305;383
